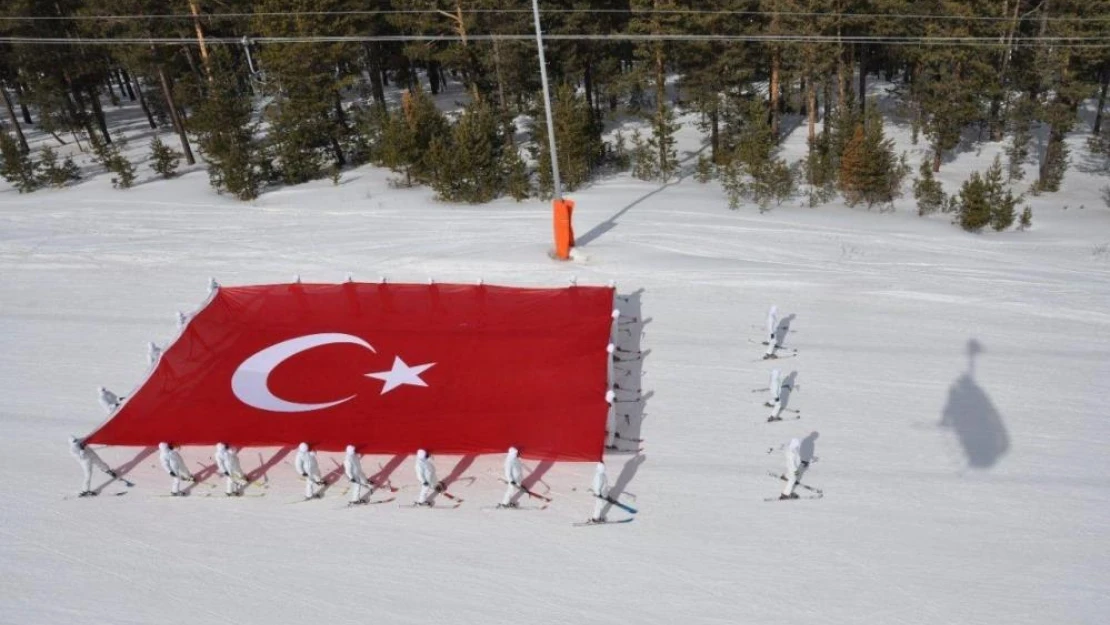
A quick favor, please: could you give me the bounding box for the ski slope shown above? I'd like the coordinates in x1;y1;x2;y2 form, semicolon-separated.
2;101;1110;625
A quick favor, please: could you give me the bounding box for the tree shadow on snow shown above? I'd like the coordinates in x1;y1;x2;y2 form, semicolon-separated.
939;339;1010;470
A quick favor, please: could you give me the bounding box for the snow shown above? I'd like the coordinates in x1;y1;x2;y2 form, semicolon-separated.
2;86;1110;625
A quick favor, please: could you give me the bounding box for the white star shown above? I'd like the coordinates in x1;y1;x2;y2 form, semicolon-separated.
365;357;435;395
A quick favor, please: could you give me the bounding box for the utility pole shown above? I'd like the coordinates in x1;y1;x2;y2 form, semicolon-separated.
532;0;561;201
532;0;574;260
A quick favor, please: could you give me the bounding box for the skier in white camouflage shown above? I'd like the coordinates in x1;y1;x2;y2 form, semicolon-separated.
98;386;121;413
414;449;439;507
69;436;119;497
344;445;372;505
763;305;779;359
295;442;325;500
588;462;609;523
214;442;247;496
780;438;804;499
159;442;193;496
498;446;524;508
768;369;785;422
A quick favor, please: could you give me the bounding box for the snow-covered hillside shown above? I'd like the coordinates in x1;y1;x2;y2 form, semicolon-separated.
1;89;1109;624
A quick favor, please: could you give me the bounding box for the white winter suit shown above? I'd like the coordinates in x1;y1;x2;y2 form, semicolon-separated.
591;463;609;522
159;443;192;494
501;447;523;506
605;389;617;448
782;438;802;497
765;306;779;358
98;387;121;414
344;446;371;503
414;449;437;505
295;443;323;499
69;436;114;493
214;443;246;495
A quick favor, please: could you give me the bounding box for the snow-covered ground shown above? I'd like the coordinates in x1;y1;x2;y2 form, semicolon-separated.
2;87;1109;624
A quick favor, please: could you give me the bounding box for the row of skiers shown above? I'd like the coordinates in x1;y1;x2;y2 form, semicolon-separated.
763;305;809;500
69;438;617;523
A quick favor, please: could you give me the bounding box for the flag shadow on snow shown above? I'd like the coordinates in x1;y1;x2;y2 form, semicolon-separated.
612;289;650;451
939;339;1010;470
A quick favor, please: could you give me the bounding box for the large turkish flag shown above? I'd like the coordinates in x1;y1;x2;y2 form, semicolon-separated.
86;282;614;461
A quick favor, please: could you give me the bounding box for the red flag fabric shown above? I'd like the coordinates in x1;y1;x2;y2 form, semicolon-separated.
87;283;614;461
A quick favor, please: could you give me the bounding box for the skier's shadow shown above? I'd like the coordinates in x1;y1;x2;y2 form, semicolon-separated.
440;454;477;489
93;445;156;494
317;463;346;496
508;459;555;506
939;339;1010;470
246;446;294;483
370;453;407;488
776;313;797;348
183;462;219;495
800;431;819;463
613;289;651;447
602;453;646;518
780;371;799;410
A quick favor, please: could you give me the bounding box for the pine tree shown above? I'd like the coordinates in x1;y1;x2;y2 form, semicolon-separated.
984;155;1019;231
913;157;946;216
149;136;181;179
430;100;504;203
839;107;905;209
190;56;262;201
694;153;713;183
648;104;680;181
1018;206;1033;230
630;129;655;181
0;130;39;192
958;172;991;232
379;87;448;187
37;146;80;188
502;146;530;201
534;85;604;197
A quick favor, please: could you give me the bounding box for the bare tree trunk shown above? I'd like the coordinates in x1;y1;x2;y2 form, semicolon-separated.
130;70;157;129
1093;65;1108;135
364;43;387;108
709;102;720;163
16;81;33;124
857;44;867;114
807;72;817;145
67;79;98;144
157;66;195;165
1;86;29;153
188;0;215;84
493;37;508;115
120;68;136;101
87;86;112;144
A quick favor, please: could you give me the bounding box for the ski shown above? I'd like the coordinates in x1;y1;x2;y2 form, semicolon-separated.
398;500;460;509
481;504;548;511
64;491;127;500
765;415;802;423
763;493;823;501
573;518;634;527
767;471;823;494
201;491;265;498
596;495;638;514
497;478;552;502
755;353;797;362
341;496;397;508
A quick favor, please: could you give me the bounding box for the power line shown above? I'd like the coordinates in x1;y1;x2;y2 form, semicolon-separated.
0;8;1107;23
2;34;1107;47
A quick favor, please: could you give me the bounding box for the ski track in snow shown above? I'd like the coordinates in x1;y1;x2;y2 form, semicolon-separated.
2;97;1110;624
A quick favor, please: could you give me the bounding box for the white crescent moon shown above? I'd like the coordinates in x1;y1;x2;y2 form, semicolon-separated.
231;333;375;413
